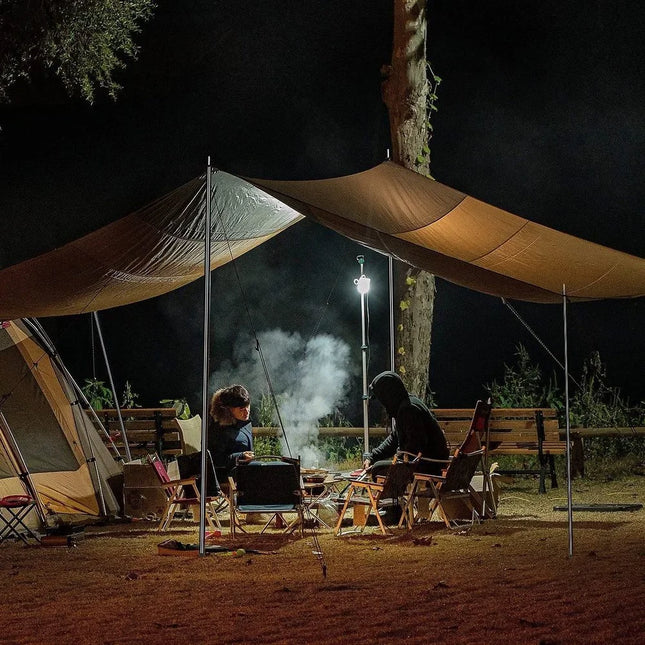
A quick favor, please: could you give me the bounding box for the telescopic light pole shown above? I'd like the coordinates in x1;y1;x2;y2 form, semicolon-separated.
354;255;371;453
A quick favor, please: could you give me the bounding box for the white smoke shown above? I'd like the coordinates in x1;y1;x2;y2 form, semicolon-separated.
209;329;350;467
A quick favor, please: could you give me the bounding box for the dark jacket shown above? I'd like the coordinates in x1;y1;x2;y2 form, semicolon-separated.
208;418;254;474
367;371;449;475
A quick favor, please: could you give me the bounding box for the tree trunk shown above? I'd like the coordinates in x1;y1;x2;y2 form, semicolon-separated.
382;0;436;402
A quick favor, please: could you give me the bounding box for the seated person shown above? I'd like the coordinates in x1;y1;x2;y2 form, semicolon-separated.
363;371;449;477
208;384;254;483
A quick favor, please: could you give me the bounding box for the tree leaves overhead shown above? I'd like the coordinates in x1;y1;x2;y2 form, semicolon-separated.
0;0;155;103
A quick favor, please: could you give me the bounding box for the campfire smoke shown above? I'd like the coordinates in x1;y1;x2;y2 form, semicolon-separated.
209;329;350;467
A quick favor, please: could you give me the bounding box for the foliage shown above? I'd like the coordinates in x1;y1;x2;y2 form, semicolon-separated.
318;436;363;468
568;352;645;473
414;62;441;177
486;344;562;410
81;377;113;410
485;345;645;478
253;436;281;457
255;392;278;428
568;351;643;428
120;380;141;409
159;397;191;420
0;0;156;103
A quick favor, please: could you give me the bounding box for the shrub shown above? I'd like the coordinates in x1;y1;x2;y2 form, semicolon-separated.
485;344;645;479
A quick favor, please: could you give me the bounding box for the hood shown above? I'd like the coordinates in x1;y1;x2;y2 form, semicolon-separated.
369;371;409;417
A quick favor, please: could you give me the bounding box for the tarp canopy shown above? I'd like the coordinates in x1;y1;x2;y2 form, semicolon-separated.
0;162;643;319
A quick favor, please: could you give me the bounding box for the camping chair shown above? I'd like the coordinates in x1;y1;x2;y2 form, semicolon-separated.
228;456;303;537
401;447;487;529
176;450;229;514
150;453;223;533
335;453;419;536
458;399;496;518
0;494;41;544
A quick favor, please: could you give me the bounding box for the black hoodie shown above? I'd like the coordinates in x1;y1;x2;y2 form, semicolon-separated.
367;371;449;474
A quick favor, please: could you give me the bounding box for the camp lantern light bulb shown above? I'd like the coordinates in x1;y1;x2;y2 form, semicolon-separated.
355;274;371;294
355;254;370;294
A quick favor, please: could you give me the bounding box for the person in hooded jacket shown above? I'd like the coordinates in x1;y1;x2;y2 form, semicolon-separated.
208;384;255;482
362;371;449;477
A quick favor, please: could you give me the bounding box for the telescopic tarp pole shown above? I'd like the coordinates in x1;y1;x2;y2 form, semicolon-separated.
563;284;574;557
199;159;213;557
389;256;395;372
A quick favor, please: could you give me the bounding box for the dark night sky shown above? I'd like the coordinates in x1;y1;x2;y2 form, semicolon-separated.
0;1;643;420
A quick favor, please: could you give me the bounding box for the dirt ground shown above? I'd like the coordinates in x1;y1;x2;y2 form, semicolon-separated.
1;476;644;645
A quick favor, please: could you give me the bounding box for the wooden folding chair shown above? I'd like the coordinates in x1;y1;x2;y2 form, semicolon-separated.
402;447;487;529
150;454;223;533
459;399;496;518
228;456;304;537
335;454;418;535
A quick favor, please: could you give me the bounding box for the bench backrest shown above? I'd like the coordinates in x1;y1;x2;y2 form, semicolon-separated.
433;408;562;452
94;408;183;460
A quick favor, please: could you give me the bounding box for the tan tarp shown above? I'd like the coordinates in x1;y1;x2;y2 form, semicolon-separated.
249;163;645;303
0;173;303;319
0;163;642;318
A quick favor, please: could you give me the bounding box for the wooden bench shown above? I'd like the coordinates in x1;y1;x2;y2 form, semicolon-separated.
433;407;566;493
256;407;567;493
94;408;183;462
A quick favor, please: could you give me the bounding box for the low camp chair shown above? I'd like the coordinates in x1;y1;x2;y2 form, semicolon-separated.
458;399;496;518
335;453;419;536
402;447;487;529
228;456;303;537
150;453;223;533
176;450;229;514
0;494;41;544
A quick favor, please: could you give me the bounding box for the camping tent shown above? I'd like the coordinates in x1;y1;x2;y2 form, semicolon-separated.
0;320;121;530
0;162;642;320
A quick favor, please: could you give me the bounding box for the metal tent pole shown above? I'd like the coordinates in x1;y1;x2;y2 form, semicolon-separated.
199;159;213;556
563;285;574;556
25;318;121;459
92;312;132;462
0;411;48;524
355;256;370;453
499;297;576;556
389;256;395;372
24;318;112;515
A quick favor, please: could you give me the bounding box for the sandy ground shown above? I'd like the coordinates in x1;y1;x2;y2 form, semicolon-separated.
1;476;644;645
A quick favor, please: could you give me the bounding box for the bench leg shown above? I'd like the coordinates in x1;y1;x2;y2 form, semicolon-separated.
538;456;547;494
570;438;585;478
549;455;558;489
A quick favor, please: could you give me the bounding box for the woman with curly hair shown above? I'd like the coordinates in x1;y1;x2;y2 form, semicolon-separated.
208;384;255;479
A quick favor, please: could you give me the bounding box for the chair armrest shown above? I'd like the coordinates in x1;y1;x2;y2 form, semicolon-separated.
155;476;198;488
396;451;423;462
413;472;445;483
416;456;451;465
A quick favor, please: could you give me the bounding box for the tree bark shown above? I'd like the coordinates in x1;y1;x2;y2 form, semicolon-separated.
382;0;436;402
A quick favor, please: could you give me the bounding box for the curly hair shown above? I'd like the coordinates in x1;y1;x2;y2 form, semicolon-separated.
209;384;250;425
